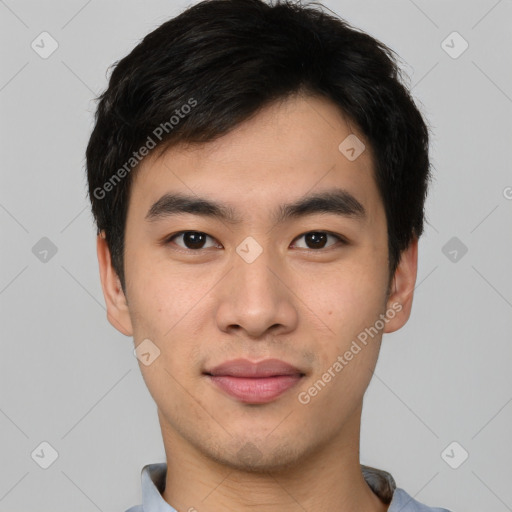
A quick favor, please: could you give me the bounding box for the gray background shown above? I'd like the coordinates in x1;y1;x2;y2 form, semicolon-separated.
1;0;511;511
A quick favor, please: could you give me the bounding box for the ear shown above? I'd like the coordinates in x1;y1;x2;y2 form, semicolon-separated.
383;236;418;334
96;231;133;336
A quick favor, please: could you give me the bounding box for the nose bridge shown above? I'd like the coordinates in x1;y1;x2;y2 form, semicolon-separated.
233;235;280;305
215;235;298;337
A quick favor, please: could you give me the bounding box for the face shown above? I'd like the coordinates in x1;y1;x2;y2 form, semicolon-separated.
98;93;417;472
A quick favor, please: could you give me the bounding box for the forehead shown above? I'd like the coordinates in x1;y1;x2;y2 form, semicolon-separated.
129;93;383;225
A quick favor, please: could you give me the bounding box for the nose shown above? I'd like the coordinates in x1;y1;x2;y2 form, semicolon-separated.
214;241;299;339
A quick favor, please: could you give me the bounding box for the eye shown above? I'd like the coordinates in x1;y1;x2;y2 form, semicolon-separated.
164;230;346;252
166;231;221;250
291;231;346;250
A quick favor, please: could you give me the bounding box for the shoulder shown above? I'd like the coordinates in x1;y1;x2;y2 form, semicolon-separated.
389;488;453;512
124;506;143;512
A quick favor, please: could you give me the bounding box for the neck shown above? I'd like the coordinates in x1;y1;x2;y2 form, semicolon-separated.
159;405;388;512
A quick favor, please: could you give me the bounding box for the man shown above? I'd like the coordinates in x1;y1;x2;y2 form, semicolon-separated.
86;0;451;510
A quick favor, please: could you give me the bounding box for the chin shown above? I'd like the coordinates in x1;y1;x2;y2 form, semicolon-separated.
204;437;309;474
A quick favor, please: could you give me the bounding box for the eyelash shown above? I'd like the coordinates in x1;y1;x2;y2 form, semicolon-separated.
163;230;348;252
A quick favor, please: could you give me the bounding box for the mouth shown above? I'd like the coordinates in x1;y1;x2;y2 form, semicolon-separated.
203;358;306;404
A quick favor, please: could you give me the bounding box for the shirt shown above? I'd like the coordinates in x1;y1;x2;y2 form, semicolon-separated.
125;462;452;512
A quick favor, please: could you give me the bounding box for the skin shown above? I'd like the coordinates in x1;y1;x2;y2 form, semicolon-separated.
97;93;418;512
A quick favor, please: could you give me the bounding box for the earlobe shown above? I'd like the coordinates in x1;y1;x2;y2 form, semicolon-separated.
96;231;133;336
383;237;419;334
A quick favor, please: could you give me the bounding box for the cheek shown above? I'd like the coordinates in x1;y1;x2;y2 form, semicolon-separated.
300;268;386;418
126;247;199;334
314;262;387;329
126;257;213;376
129;276;203;409
300;258;388;373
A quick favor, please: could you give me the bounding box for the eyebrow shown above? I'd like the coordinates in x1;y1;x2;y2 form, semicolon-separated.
145;188;367;225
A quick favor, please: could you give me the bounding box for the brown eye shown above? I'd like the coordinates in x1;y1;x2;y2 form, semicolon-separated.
292;231;345;250
305;232;328;249
168;231;219;250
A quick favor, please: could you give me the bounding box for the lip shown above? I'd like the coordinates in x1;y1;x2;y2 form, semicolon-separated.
205;358;304;377
204;358;305;404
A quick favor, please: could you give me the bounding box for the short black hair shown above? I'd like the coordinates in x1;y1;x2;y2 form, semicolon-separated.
86;0;432;294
